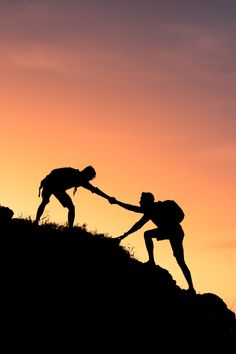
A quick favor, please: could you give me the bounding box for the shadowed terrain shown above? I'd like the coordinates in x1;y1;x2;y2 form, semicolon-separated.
2;217;236;351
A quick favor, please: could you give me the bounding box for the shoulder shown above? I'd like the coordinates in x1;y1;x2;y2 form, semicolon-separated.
58;167;79;174
48;167;79;178
50;167;71;173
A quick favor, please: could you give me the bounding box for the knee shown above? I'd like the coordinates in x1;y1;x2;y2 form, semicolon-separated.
41;199;49;207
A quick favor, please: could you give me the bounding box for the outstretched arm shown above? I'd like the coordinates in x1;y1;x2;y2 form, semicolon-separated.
116;214;149;241
83;182;113;201
110;198;142;213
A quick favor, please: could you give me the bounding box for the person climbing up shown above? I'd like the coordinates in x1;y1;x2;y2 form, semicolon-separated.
35;165;113;228
110;192;195;293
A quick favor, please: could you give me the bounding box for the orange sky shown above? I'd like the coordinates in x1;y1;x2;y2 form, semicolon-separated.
0;1;235;313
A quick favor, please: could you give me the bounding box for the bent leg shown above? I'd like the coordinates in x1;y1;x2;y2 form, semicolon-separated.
170;238;195;291
144;228;159;264
35;189;51;224
55;192;75;228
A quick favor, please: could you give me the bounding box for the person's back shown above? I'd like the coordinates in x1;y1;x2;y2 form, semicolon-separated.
40;167;82;192
146;200;184;229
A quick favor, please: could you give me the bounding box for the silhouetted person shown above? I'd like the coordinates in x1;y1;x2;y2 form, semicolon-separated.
35;166;113;228
111;192;195;293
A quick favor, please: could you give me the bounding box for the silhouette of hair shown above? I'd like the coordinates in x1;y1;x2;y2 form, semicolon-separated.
141;192;155;203
81;165;96;180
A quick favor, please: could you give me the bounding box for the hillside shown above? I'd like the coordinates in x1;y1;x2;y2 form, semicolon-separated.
2;218;236;351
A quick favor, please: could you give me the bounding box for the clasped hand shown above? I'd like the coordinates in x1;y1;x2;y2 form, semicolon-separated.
108;197;117;204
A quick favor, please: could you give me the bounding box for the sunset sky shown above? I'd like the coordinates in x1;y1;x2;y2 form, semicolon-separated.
0;0;235;313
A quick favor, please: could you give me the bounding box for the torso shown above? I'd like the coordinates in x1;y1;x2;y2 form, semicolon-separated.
145;202;182;230
42;168;83;191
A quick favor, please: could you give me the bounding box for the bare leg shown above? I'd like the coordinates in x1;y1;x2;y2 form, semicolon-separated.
35;190;51;224
35;201;48;224
144;229;157;264
55;191;75;228
68;204;75;228
170;239;195;291
175;256;194;290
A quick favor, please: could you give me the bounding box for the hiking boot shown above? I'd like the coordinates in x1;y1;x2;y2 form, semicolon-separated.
183;288;196;296
143;260;156;267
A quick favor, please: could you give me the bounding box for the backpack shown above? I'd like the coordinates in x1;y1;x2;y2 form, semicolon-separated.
158;200;185;224
38;168;81;197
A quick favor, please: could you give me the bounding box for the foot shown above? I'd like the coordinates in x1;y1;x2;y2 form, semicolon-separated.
143;260;156;267
111;237;122;244
115;236;126;243
184;288;196;295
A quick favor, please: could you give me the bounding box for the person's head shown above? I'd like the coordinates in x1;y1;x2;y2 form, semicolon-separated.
81;165;96;181
139;192;155;208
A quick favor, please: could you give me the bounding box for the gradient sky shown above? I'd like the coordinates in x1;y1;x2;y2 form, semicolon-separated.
0;0;235;313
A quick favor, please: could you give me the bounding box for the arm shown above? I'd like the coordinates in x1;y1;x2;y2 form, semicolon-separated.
117;214;149;241
83;182;112;200
112;199;142;213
